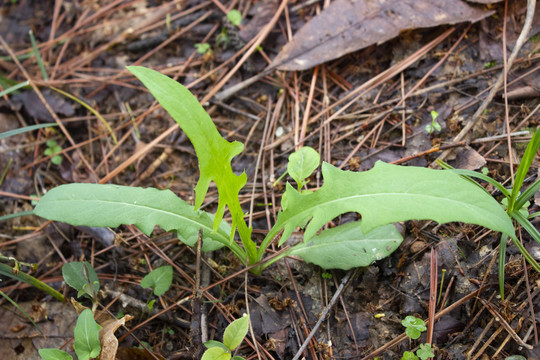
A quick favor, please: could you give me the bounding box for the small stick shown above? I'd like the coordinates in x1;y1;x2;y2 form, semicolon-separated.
292;268;359;360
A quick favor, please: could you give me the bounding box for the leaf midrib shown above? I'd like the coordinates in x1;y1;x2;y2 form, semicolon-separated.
48;198;226;238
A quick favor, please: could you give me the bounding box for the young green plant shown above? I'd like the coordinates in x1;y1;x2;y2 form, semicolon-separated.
40;262;103;360
425;110;441;134
202;314;250;360
34;66;520;275
401;316;434;360
140;265;173;313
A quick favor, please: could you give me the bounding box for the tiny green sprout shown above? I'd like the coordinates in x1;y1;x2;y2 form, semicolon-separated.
195;43;211;55
425;111;441;134
227;9;242;26
484;60;497;69
416;343;434;359
62;262;100;307
321;271;332;279
481;167;489;175
216;28;230;48
402;316;426;340
401;351;419;360
44;139;63;165
166;13;171;31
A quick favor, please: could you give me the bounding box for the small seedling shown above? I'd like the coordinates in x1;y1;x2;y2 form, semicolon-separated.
195;42;211;55
40;262;103;360
202;314;250;360
227;10;242;27
401;316;426;340
484;60;497;69
400;316;434;360
416;343;435;360
44;139;63;165
140;265;173;313
39;308;102;360
216;28;230;48
62;261;100;311
425;111;441;134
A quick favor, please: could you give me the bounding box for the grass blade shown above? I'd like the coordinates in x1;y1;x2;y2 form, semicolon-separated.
50;86;118;145
0;123;58;140
511;210;540;245
0;80;30;98
0;290;42;334
515;177;540;211
509;128;540;211
499;234;508;300
0;262;65;302
29;30;49;81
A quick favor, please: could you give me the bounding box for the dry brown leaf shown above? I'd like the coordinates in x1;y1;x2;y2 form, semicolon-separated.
97;314;134;360
271;0;493;70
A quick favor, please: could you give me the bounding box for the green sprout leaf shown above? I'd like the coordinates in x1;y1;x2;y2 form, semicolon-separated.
265;161;515;251
62;262;99;299
195;43;211;54
287;146;320;189
73;309;101;360
51;155;63;165
140;265;173;296
201;346;231;360
223;314;250;351
38;348;73;360
401;351;419;360
416;343;434;359
402;316;426;340
126;66;254;261
227;10;242;26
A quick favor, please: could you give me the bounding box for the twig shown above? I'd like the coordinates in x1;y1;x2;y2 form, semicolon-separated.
292;268;359;360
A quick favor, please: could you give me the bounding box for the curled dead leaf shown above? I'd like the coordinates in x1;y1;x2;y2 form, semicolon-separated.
97;314;134;360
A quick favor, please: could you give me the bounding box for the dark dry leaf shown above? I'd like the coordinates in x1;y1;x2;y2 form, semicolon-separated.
271;0;493;71
12;90;74;122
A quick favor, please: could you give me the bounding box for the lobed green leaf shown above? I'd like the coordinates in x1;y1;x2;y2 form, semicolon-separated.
34;184;229;253
127;66;255;261
264;161;515;251
289;222;402;269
